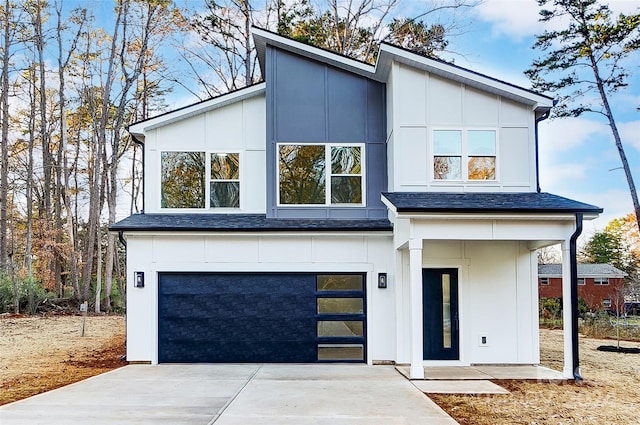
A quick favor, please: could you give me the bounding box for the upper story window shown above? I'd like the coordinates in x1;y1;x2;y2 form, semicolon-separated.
278;144;364;206
210;153;240;207
540;277;549;285
161;151;240;209
433;129;496;181
594;277;609;285
161;152;205;209
578;278;585;285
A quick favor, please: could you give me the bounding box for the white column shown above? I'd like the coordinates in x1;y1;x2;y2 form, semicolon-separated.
560;240;573;379
409;238;424;379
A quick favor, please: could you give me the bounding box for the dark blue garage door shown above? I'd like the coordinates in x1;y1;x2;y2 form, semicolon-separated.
159;273;316;363
158;272;366;363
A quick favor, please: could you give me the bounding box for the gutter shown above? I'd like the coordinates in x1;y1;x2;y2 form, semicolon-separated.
569;213;583;381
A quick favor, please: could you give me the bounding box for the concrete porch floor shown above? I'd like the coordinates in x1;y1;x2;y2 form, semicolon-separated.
395;365;567;395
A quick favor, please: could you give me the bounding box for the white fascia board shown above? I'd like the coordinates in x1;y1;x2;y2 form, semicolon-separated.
252;28;375;79
393;212;586;221
380;194;398;215
375;44;554;110
127;83;266;140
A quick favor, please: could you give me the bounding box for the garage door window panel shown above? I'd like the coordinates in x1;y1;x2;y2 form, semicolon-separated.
315;274;366;362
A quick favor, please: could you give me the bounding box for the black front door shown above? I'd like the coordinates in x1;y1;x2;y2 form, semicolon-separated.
423;268;459;360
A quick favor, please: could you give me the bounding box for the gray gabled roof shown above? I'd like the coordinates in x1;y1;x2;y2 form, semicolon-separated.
110;214;392;232
252;27;554;111
538;263;627;278
382;192;602;215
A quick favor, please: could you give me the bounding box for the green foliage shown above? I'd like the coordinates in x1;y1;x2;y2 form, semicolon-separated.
540;297;562;319
0;274;52;314
580;221;640;279
387;19;447;58
526;0;640;118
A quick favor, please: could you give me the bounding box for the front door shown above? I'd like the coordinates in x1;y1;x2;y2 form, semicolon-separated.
423;268;459;360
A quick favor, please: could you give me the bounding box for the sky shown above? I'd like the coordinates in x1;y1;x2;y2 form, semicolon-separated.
407;0;640;235
70;0;640;234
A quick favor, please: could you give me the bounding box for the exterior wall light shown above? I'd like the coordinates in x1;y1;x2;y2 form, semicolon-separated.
378;272;387;289
135;271;145;288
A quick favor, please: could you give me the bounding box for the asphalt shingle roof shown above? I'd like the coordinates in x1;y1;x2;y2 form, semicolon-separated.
110;214;393;232
538;263;627;277
382;192;603;214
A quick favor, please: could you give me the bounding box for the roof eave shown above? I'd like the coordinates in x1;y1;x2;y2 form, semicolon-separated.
127;83;266;135
376;43;554;109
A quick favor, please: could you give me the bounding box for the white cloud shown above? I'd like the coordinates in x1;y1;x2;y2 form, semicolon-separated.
575;188;633;234
539;162;589;190
538;117;609;156
619;121;640;151
475;0;640;40
475;0;544;40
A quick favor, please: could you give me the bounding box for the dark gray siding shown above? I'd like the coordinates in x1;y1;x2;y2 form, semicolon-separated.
266;47;387;219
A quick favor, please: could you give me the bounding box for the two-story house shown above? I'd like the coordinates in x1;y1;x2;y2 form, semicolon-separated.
539;263;627;312
111;28;602;379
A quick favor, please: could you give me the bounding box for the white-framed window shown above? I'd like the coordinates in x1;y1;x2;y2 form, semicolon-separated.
594;277;609;285
277;143;365;206
602;298;611;308
210;152;240;208
160;151;241;209
578;278;585;285
432;129;497;181
540;277;549;285
161;151;206;209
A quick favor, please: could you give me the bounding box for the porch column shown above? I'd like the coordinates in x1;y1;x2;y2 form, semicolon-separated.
560;240;574;379
409;238;424;379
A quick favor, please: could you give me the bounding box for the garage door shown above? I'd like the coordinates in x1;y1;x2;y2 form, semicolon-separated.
158;272;366;363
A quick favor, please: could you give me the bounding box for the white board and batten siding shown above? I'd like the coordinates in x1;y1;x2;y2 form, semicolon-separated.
125;232;396;364
143;94;267;214
388;63;536;193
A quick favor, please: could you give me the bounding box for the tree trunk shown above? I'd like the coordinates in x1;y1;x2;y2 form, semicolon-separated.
0;0;11;274
588;53;640;235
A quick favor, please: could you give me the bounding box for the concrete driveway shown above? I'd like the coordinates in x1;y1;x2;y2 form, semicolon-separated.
0;364;457;424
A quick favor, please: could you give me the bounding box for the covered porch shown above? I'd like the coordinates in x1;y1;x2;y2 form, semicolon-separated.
382;192;602;380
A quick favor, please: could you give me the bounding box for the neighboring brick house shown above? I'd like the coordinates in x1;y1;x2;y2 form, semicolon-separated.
538;264;627;311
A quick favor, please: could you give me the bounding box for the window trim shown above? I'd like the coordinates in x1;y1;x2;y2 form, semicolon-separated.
276;142;366;207
431;127;499;182
540;277;549;286
593;277;609;286
578;278;585;286
159;150;242;211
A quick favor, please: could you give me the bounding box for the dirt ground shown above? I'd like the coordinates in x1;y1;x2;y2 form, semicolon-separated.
2;316;640;424
432;329;640;424
0;314;126;405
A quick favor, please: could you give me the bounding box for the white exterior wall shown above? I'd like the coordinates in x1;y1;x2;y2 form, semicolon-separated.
388;63;536;193
143;94;266;214
125;232;395;364
395;240;539;365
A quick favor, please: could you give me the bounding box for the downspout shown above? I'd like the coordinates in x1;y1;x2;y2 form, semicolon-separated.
130;133;145;213
534;108;552;193
118;231;127;248
569;213;583;381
